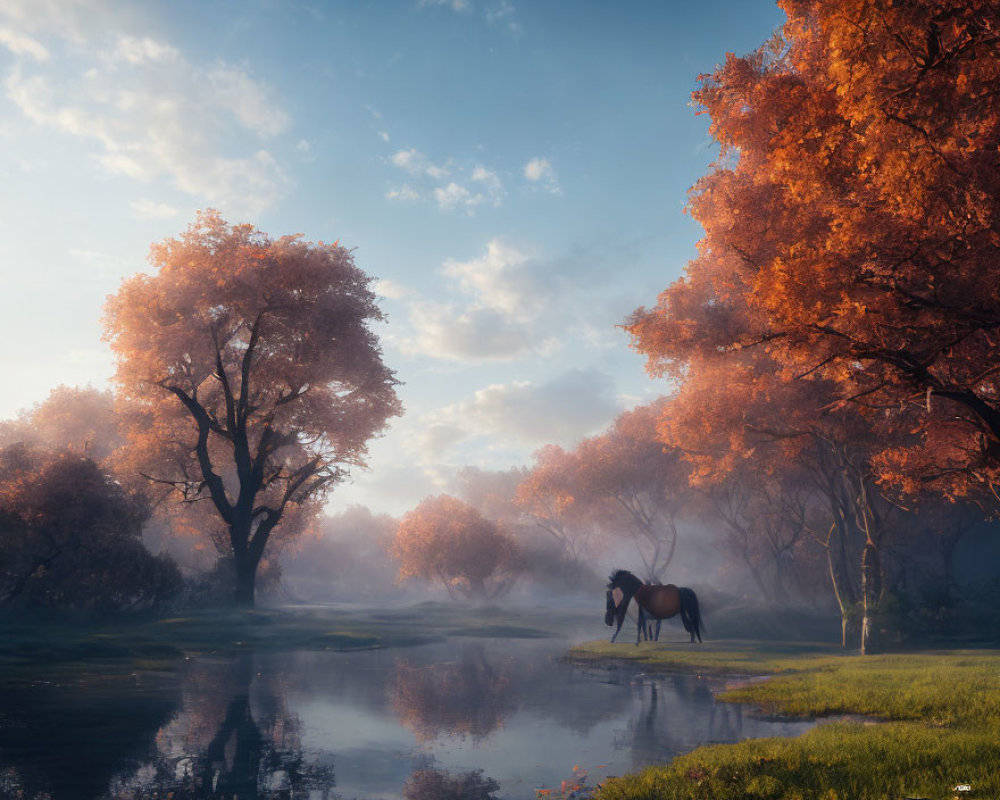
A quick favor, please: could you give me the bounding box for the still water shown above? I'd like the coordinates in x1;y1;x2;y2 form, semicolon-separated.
0;637;815;799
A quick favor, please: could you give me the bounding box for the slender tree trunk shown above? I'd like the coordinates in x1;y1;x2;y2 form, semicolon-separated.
860;541;882;655
824;522;859;648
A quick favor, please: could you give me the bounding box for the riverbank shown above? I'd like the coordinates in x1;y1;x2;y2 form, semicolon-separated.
570;639;1000;800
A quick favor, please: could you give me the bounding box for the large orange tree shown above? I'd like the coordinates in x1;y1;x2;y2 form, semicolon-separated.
391;495;524;600
104;211;401;606
518;401;691;581
630;0;1000;502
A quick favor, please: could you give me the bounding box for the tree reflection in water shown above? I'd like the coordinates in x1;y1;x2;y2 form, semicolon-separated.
619;675;746;768
392;643;520;741
0;673;179;800
402;765;501;800
107;655;335;800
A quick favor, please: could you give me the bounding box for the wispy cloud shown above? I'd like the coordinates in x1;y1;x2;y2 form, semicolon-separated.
389;147;450;179
129;198;180;220
419;0;522;34
386;147;503;214
486;1;522;35
0;9;293;216
524;156;560;193
385;235;648;364
385;183;422;202
0;26;48;60
420;369;622;455
417;0;469;10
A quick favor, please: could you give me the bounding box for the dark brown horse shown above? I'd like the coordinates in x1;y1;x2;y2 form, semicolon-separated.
605;569;703;645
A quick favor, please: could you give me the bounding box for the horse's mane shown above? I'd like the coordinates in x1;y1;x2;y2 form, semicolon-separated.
607;569;641;591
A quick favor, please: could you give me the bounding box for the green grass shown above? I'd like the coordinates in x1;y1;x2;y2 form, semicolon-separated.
568;639;841;675
571;640;1000;800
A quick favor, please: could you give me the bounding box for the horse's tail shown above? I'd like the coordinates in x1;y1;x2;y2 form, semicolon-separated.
679;587;704;643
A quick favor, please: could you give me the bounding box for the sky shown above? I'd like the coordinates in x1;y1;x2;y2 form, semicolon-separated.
0;0;786;517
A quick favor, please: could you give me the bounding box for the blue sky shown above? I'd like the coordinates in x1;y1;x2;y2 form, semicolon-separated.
0;0;785;515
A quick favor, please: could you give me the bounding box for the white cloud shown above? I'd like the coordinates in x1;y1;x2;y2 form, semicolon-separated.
129;198;180;219
401;300;535;361
425;163;449;180
434;182;480;212
374;278;410;300
434;175;502;213
389;148;418;170
206;64;290;137
524;156;560;193
411;423;469;458
0;0;119;44
385;146;503;214
0;26;49;60
441;239;542;318
383;244;550;357
106;35;178;65
471;163;502;194
486;1;522;34
377;130;390;142
0;20;293;216
387;235;643;365
389;147;449;179
427;369;622;451
418;0;469;10
385;184;422;202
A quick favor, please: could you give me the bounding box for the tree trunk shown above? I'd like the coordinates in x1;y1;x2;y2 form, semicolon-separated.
824;523;859;648
467;576;487;600
860;542;882;655
232;524;261;608
234;556;256;608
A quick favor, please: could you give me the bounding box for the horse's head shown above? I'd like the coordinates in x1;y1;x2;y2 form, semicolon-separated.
608;569;642;595
604;586;626;626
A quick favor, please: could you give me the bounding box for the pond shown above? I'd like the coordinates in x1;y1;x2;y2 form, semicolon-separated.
0;636;816;799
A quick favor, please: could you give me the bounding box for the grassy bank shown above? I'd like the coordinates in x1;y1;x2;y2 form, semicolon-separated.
570;640;1000;800
0;602;580;679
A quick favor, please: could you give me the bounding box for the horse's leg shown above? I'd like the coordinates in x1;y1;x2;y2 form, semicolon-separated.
611;595;628;643
636;606;645;645
654;619;662;641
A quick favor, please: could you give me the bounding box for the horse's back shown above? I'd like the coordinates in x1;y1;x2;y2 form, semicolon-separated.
637;583;681;619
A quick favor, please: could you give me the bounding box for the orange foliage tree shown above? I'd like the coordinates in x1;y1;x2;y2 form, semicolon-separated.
630;0;1000;502
519;401;691;581
0;386;121;463
0;445;181;610
104;211;402;606
654;351;905;649
391;495;524;600
514;447;604;567
626;0;1000;650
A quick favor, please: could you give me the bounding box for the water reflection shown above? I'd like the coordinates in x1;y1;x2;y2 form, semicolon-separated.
0;639;817;799
619;676;754;768
110;655;336;799
393;644;519;741
0;672;179;800
402;765;500;800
